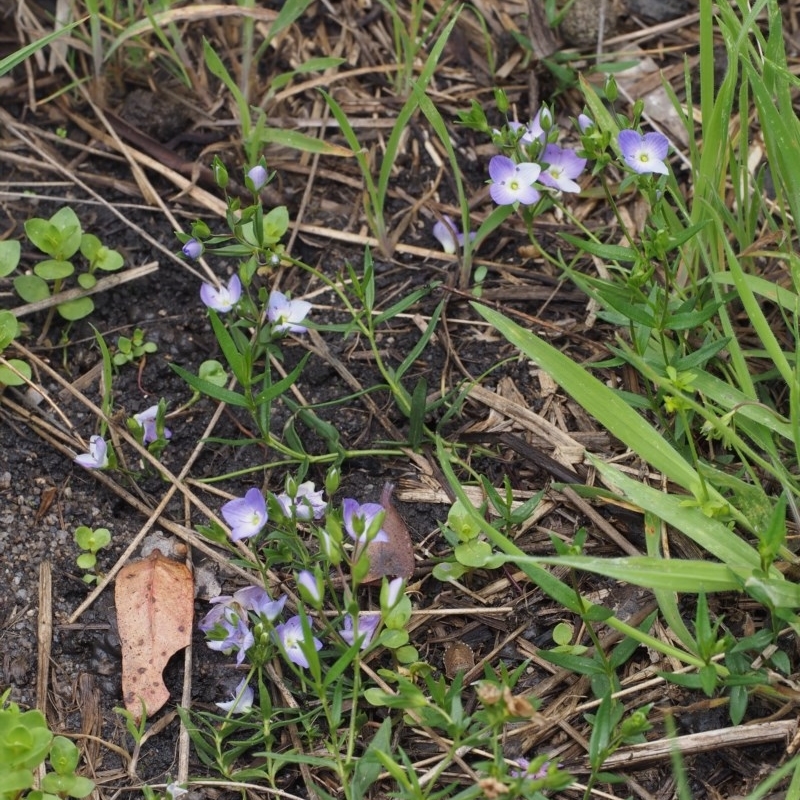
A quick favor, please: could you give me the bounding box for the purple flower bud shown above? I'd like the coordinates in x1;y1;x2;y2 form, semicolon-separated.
297;569;323;605
182;238;204;259
247;165;268;191
577;113;594;132
382;577;404;610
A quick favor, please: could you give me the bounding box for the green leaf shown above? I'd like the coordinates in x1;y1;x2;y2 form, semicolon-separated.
0;19;82;78
77;273;97;289
253;353;309;405
0;358;28;385
511;553;745;593
352;717;391;800
208;309;247;385
559;232;638;262
0;240;20;277
258;127;354;157
57;297;94;321
0;311;20;349
431;561;468;581
454;539;498;568
34;259;74;281
47;207;82;260
14;274;50;303
171;363;249;408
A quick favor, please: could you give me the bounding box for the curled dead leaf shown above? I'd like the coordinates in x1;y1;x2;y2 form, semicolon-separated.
363;483;415;583
115;549;193;721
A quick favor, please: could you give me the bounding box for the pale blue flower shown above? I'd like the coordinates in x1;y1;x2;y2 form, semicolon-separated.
221;488;268;541
274;615;323;669
133;405;172;444
234;586;286;620
339;611;381;650
267;290;312;335
200;274;242;313
216;678;254;714
488;156;541;205
276;481;326;521
618;130;670;175
75;435;108;469
342;499;388;545
538;144;586;193
432;215;475;254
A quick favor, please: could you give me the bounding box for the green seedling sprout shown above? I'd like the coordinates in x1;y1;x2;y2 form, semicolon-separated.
73;525;111;584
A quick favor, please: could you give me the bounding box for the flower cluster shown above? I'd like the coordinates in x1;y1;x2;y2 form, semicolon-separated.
485;106;671;208
202;570;409;713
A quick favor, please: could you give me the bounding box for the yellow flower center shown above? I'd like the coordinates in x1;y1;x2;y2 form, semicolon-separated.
509;179;520;190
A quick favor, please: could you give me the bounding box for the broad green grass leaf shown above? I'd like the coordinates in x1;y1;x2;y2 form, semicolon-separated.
473;303;709;501
258;127;353;157
512;554;744;593
591;457;764;570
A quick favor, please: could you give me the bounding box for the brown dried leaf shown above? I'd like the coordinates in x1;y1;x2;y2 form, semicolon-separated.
115;549;193;721
363;483;415;583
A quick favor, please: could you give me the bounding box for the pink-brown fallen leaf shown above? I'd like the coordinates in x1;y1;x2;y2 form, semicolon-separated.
115;549;193;721
363;483;415;583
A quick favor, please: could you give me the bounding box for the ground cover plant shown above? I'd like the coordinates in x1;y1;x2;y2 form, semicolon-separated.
3;0;800;798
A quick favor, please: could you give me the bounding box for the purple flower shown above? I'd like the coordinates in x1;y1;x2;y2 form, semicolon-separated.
342;499;389;545
488;156;541;206
577;113;594;132
618;130;670;175
538;145;587;194
234;585;286;620
75;435;109;469
200;274;242;313
276;481;326;521
221;488;268;541
432;215;475;254
339;611;381;650
133;405;172;444
182;238;203;259
510;757;550;780
267;290;312;335
247;165;268;191
508;108;548;144
216;678;254;714
274;615;323;669
297;570;323;605
203;609;253;664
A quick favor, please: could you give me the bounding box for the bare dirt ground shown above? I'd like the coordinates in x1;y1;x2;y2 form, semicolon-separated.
2;0;799;797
